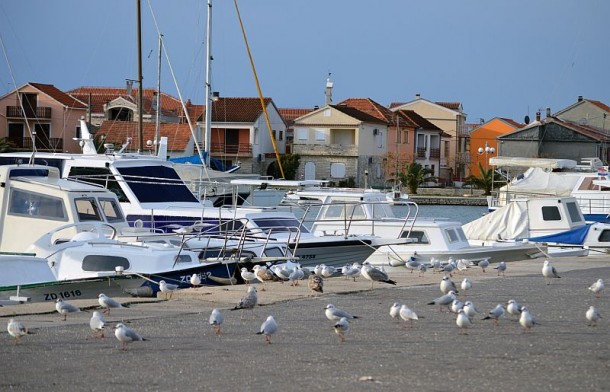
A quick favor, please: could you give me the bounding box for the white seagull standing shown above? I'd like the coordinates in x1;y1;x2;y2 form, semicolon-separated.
209;308;224;335
159;280;179;299
114;323;146;350
456;309;472;334
361;262;396;289
506;299;523;319
463;301;479;320
333;317;350;343
98;293;126;315
55;299;81;321
519;306;538;332
460;278;472;297
477;258;490;273
494;261;507;277
440;276;458;294
541;260;561;284
399;304;419;328
482;304;505;326
89;311;106;338
257;315;278;344
240;267;256;285
390;303;401;321
427;291;458;312
231;286;258;319
588;278;604;298
586;306;602;326
325;304;359;322
190;273;202;287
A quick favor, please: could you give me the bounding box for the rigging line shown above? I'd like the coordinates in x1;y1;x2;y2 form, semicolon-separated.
0;31;36;158
146;0;210;179
233;0;285;179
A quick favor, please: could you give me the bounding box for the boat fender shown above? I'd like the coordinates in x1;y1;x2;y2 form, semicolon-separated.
124;286;154;297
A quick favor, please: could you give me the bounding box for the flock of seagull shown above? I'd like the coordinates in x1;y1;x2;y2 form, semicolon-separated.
4;258;606;348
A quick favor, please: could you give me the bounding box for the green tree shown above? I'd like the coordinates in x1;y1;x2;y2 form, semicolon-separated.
464;162;504;195
0;138;15;152
397;162;435;194
268;154;300;180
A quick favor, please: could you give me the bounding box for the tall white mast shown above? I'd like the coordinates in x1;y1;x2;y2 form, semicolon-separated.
204;0;213;168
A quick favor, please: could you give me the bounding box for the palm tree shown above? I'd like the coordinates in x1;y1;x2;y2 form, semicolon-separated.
397;162;435;194
464;162;504;195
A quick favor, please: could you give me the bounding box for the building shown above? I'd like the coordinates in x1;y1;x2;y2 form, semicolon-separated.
0;83;88;153
469;117;523;175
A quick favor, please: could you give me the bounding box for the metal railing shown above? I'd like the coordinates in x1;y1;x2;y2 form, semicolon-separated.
6;106;52;119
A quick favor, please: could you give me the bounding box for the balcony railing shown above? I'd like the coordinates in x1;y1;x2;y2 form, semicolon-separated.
9;137;63;151
416;147;441;159
416;147;426;158
6;106;52;119
197;142;252;156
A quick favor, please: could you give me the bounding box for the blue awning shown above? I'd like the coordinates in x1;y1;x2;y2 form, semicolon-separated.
169;154;239;173
528;224;591;245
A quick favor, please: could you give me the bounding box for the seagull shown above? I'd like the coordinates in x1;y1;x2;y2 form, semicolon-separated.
519;306;538;332
240;267;256;285
427;291;457;312
114;323;146;350
159;280;179;299
456;309;472;334
442;261;456;276
456;259;470;273
542;260;560;285
482;304;506;326
460;278;472;297
253;265;278;290
440;276;458;294
586;306;602;326
209;308;224;335
308;274;324;297
333;317;350;343
430;258;442;273
98;293;126;315
417;263;427;276
494;261;507;277
270;265;291;282
89;311;106;338
450;299;465;314
477;258;490;273
462;301;479;320
399;304;419;327
231;286;258;319
325;304;358;322
321;265;336;279
361;262;396;289
506;299;523;318
390;303;401;321
190;273;202;287
313;264;324;276
588;278;604;298
343;264;361;281
405;258;420;273
55;299;81;321
257;315;278;344
7;319;31;344
288;267;305;286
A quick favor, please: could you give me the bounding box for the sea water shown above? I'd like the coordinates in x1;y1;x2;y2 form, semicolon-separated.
392;204;487;225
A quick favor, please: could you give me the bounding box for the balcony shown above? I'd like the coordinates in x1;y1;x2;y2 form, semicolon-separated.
6;106;52;119
197;142;252;157
417;147;441;159
8;137;63;152
292;143;358;156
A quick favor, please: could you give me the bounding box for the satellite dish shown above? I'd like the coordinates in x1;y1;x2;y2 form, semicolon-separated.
524;115;530;124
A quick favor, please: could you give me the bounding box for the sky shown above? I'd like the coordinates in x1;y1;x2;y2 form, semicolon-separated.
1;0;608;124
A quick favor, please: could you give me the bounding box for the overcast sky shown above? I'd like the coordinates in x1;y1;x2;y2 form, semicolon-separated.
1;0;608;124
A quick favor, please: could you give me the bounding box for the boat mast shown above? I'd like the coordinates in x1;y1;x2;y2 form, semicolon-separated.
204;0;213;168
136;0;144;152
155;34;163;155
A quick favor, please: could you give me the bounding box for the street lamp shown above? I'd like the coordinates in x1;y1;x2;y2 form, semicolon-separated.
364;169;369;189
477;142;496;171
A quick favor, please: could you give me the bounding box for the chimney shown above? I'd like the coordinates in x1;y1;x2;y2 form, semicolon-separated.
325;77;333;105
578;95;583;102
415;93;421;99
536;111;541;122
546;107;551;118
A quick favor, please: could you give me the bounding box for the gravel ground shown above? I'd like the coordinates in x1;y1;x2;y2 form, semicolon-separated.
0;257;608;391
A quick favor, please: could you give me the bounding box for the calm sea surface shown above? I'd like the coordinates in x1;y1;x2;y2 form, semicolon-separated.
392;204;488;225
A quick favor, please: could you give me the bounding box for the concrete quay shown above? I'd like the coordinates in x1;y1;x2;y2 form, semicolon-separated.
0;255;608;391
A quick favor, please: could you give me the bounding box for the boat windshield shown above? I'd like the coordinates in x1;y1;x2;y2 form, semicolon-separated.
251;217;310;234
116;166;199;203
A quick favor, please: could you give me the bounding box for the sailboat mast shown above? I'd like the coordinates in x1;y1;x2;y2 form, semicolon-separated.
155;34;163;155
204;0;213;167
136;0;144;152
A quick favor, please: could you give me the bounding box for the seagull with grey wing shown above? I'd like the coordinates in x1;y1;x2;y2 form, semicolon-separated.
325;304;359;322
482;304;505;326
231;286;258;319
494;261;507;277
541;260;560;285
98;293;127;315
586;306;602;327
440;276;458;294
427;290;457;312
55;299;82;321
89;311;106;339
7;319;32;344
588;278;604;298
209;308;224;336
477;258;490;273
333;317;350;343
361;262;396;289
114;323;146;350
257;315;278;344
159;280;179;299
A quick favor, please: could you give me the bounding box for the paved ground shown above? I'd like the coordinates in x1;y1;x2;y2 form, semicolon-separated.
0;256;608;391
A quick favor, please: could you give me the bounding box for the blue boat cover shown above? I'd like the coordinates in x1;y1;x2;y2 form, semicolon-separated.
527;224;591;245
169;154;238;173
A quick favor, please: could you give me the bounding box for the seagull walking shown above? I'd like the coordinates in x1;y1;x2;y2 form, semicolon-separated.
333;317;350;343
209;308;224;335
89;311;106;338
482;304;505;326
55;299;81;321
477;258;490;273
257;315;278;344
231;286;258;319
494;261;507;277
541;260;560;285
427;291;458;312
325;304;359;322
98;293;126;315
114;323;146;350
586;306;602;326
588;278;604;298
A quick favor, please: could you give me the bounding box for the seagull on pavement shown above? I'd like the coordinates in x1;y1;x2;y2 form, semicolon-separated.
55;299;81;321
361;262;397;289
586;306;602;327
588;278;604;298
325;304;359;322
257;315;278;344
159;280;179;299
98;293;126;315
89;311;106;339
114;323;146;350
231;286;258;319
482;304;505;326
333;317;350;343
209;308;224;335
542;260;560;285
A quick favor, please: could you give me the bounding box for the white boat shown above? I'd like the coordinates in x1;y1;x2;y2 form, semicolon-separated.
0;164;246;304
488;156;610;222
277;187;544;265
464;195;609;255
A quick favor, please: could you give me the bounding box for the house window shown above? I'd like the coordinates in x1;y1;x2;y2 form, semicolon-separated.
297;129;308;141
330;162;345;178
76;126;81;139
254;128;259;145
402;129;409;144
278;130;283;141
444;140;450;158
376;131;383;148
315;129;325;141
323;109;331;117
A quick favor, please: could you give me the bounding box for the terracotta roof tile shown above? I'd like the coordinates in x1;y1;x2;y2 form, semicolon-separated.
331;104;387;124
201;97;273;123
435;101;461;111
586;99;610;113
499;118;525;128
29;83;88;109
338;98;399;125
96;121;193;151
397;110;441;131
279;108;316;125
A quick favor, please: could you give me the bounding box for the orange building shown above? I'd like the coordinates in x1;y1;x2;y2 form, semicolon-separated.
469;118;523;175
